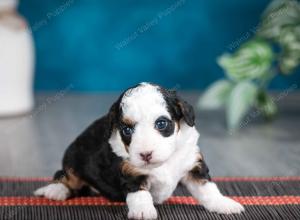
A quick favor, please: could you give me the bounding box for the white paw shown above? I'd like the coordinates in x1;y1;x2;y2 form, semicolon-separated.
128;204;157;220
204;196;245;214
34;183;70;201
126;191;158;220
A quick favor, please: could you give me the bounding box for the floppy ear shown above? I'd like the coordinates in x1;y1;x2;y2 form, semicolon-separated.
164;89;195;127
107;99;121;128
176;97;195;127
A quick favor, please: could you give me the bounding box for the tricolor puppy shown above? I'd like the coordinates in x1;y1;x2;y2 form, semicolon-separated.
34;83;244;219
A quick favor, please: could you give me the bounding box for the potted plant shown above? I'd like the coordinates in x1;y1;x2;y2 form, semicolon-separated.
198;0;300;132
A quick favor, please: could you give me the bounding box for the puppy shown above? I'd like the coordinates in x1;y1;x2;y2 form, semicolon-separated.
34;82;244;219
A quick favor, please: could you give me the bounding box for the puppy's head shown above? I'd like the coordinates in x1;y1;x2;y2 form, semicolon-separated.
109;83;195;168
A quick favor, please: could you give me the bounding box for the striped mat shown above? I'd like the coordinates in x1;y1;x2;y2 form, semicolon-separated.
0;177;300;220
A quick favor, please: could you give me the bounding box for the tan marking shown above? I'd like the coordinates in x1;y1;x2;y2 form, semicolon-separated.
120;161;146;177
184;172;208;184
53;168;85;190
124;144;129;153
120;161;150;190
185;153;207;184
139;181;150;191
176;121;180;133
121;117;135;126
177;101;185;112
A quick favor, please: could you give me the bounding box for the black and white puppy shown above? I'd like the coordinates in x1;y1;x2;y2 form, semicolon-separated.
34;82;244;219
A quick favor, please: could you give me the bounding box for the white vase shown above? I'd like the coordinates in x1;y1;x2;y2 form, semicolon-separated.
0;0;35;116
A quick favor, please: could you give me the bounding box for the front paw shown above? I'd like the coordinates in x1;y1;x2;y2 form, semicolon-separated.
204;196;245;214
127;190;158;219
128;204;157;220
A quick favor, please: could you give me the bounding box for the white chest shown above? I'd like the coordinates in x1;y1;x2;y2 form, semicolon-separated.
148;166;179;204
147;144;199;203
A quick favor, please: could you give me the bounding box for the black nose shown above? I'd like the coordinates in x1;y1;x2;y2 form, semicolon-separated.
140;151;153;162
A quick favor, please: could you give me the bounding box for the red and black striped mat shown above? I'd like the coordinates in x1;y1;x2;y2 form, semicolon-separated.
0;177;300;219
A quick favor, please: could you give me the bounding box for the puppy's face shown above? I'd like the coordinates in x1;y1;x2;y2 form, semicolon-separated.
109;83;195;168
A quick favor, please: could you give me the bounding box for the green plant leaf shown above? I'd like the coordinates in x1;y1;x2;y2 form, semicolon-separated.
217;40;274;81
258;0;300;41
227;81;258;131
256;90;278;120
257;0;300;74
278;26;300;74
198;80;233;110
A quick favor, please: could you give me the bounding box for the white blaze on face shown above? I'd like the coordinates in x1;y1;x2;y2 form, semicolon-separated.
121;83;167;122
121;83;177;167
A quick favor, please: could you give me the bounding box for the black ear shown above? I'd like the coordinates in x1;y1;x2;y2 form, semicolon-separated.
163;89;195;127
107;99;121;128
176;97;195;127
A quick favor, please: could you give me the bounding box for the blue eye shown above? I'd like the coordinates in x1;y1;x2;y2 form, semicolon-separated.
122;126;134;137
155;119;168;130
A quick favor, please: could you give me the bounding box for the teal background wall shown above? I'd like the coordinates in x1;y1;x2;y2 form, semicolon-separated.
19;0;300;91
